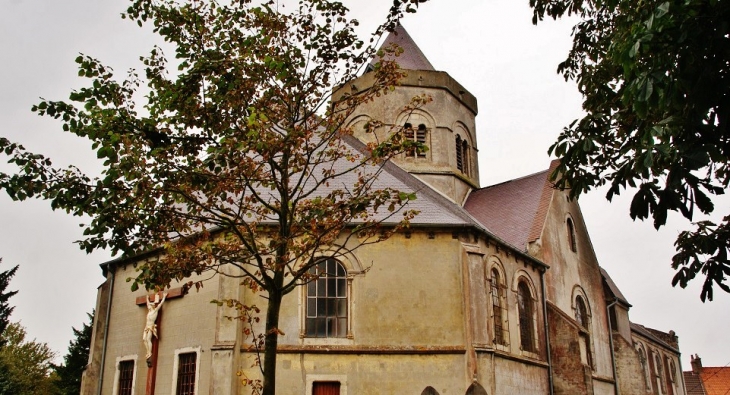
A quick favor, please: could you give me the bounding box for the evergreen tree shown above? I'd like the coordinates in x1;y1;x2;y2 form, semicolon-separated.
0;259;18;347
55;311;94;395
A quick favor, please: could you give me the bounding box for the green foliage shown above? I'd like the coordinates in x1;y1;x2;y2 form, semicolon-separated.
531;0;730;301
0;1;428;393
0;259;18;349
54;311;94;395
0;322;60;395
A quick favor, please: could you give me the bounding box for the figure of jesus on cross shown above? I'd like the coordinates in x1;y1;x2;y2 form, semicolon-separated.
143;292;167;362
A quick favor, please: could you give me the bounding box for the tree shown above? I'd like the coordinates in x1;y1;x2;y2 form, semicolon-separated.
529;0;730;300
0;1;428;393
0;259;18;347
54;311;93;395
0;322;59;395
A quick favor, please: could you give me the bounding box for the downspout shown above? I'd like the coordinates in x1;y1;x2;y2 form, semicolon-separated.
540;269;554;395
97;265;115;395
606;299;620;395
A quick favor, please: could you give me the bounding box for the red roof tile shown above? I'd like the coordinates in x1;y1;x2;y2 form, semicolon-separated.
699;367;730;395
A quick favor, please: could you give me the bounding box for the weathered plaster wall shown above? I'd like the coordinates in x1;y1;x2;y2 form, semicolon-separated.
99;262;223;395
535;190;615;383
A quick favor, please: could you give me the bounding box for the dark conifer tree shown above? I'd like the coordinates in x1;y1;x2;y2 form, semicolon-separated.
54;311;93;395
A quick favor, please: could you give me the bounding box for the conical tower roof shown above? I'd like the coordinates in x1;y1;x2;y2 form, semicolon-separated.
369;24;435;71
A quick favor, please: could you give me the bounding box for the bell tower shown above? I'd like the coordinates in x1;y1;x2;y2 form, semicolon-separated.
334;25;480;204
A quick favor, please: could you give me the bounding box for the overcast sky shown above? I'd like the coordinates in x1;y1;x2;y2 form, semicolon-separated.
0;0;727;371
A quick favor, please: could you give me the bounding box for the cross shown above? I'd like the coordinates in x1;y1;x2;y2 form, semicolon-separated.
136;286;186;395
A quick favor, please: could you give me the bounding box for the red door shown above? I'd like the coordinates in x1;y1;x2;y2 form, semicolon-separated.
312;381;341;395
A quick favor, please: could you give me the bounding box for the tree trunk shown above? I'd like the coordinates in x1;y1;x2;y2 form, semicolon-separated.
262;285;283;395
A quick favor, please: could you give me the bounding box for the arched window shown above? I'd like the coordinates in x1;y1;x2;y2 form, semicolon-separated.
461;139;469;176
490;268;508;346
654;351;666;395
567;217;577;252
456;135;463;171
306;259;348;338
575;296;593;368
403;123;428;158
637;344;651;390
517;280;536;353
666;358;677;395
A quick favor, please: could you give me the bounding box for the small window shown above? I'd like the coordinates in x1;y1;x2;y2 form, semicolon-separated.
567;218;577;252
517;280;536;353
117;360;135;395
306;259;348;338
176;352;197;395
461;139;469;175
313;381;341;395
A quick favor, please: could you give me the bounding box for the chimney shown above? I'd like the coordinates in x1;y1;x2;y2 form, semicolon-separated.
691;354;703;373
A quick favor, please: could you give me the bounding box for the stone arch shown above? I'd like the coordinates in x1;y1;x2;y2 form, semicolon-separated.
310;245;365;275
421;386;440;395
395;108;436;130
465;382;488;395
570;285;592;319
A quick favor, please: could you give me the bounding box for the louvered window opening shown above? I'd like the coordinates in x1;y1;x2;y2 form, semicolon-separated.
176;352;197;395
117;360;134;395
404;123;427;158
306;259;348;338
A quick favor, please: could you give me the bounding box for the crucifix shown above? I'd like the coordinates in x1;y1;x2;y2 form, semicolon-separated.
136;286;186;395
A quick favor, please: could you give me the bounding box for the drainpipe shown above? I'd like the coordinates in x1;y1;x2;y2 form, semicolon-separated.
606;299;620;395
539;269;554;395
97;265;116;395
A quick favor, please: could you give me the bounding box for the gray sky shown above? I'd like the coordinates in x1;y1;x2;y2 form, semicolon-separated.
0;0;727;370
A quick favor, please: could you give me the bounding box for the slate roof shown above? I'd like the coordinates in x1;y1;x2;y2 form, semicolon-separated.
369;24;435;71
463;160;559;251
699;367;730;395
630;323;679;353
600;267;632;307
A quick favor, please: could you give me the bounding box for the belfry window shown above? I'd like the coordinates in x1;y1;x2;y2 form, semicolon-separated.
456;134;470;175
517;280;537;353
306;259;348;338
403;123;428;158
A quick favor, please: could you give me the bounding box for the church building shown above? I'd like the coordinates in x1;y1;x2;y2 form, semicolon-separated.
81;26;686;395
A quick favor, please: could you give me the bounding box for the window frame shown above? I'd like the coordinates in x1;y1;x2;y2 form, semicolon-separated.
171;346;201;395
303;258;351;339
566;217;577;253
488;263;509;348
515;277;538;355
112;355;137;395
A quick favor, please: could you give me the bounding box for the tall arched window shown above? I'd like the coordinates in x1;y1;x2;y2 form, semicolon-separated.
456;135;463;171
567;217;577;252
637;344;651;390
306;259;348;338
654;351;666;395
517;280;536;353
461;139;469;176
575;296;593;368
490;269;508;346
